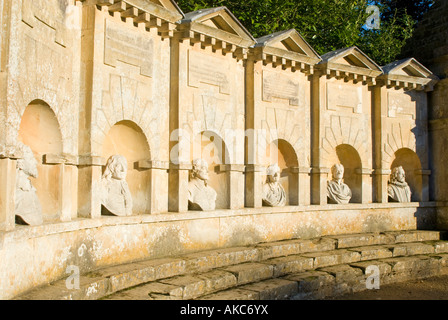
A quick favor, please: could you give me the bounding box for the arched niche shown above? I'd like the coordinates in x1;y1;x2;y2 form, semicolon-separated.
18;100;63;222
266;139;299;205
101;120;151;215
192;131;229;210
335;144;362;203
390;148;422;202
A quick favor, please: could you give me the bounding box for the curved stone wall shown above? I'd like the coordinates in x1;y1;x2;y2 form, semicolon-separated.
0;203;437;299
0;0;440;299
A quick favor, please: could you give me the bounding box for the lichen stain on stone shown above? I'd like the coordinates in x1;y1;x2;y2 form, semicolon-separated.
292;223;321;240
66;239;97;274
149;227;185;259
227;225;262;247
362;214;392;233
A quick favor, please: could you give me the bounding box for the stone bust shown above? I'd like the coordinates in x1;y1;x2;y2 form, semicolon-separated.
101;154;133;216
188;159;217;211
388;166;411;203
327;163;352;204
15;143;43;226
262;164;286;207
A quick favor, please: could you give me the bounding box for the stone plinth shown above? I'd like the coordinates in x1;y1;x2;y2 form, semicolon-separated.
0;202;437;300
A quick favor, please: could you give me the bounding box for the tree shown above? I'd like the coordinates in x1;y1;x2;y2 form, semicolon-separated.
176;0;434;65
378;0;434;23
361;0;435;65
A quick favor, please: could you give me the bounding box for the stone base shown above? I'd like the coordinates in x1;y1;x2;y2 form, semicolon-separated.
0;202;437;299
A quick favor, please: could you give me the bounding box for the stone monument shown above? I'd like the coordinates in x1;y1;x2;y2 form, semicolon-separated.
15;143;43;226
327;164;352;204
101;155;133;216
262;164;287;207
388;166;412;203
188;159;217;211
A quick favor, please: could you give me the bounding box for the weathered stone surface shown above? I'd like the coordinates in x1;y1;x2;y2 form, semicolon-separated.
256;239;303;260
301;249;361;268
221;263;274;285
318;264;363;283
238;278;299;300
431;241;448;253
327;233;394;249
285;271;336;300
262;255;314;277
349;261;393;278
385;230;441;244
347;245;393;261
159;275;207;299
213;247;260;268
140;282;184;300
384;244;409;257
400;242;435;255
201;288;260;300
197;270;238;293
0;0;442;301
139;258;187;280
299;238;337;253
381;256;432;273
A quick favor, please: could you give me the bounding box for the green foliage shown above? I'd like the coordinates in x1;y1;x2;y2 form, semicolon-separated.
176;0;433;65
358;7;416;66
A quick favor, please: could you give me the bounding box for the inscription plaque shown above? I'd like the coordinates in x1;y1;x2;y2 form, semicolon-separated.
388;91;416;119
262;70;299;106
327;82;362;113
188;50;230;95
104;19;153;77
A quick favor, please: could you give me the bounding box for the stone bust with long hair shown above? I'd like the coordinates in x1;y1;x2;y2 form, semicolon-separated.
388;166;411;202
101;154;133;216
187;158;217;211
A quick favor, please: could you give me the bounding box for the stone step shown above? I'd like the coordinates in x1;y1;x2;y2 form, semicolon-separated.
107;241;448;301
202;253;448;300
14;230;448;300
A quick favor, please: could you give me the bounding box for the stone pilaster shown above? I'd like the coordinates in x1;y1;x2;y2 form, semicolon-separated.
0;156;17;231
245;164;264;208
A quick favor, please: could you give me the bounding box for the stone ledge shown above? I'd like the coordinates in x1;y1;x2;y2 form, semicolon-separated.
2;202;437;242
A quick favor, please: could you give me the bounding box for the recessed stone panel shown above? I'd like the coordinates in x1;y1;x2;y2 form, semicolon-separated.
188;50;230;94
104;19;154;77
327;82;362;113
262;69;300;106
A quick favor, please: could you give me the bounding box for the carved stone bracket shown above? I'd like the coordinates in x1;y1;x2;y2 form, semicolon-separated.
96;0;179;39
43;153;78;165
290;167;311;174
355;168;373;176
218;164;245;173
244;164;265;173
78;154;106;166
169;162;193;171
137;159;169;170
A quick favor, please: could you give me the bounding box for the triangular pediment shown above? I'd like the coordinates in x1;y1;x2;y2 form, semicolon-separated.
148;0;181;13
382;58;432;78
181;7;255;43
321;46;381;72
378;57;437;90
255;29;321;62
125;0;184;22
